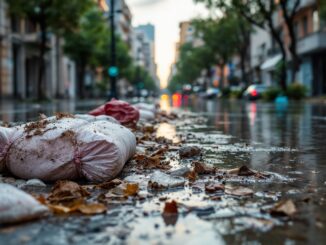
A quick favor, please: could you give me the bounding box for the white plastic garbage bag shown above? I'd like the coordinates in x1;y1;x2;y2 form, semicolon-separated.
0;116;136;182
134;103;157;113
139;109;155;121
0;183;48;224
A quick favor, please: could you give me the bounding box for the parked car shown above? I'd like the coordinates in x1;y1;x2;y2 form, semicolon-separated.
205;88;221;99
182;84;192;95
243;84;268;100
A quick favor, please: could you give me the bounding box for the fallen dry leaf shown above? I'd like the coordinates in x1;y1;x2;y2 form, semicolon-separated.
226;166;270;179
134;154;171;170
205;182;225;193
270;199;297;217
124;183;139;197
163;200;178;215
48;180;90;204
186;170;197;182
179;146;201;158
227;166;255;176
48;204;75;214
193;161;215;175
150;147;168;157
225;186;254;196
78;203;107;215
97;179;122;190
237;166;256;176
142;124;155;133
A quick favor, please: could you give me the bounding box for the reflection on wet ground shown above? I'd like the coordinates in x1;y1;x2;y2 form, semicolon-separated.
1;97;326;244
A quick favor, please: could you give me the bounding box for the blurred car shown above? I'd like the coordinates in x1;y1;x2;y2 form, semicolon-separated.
182;84;192;95
205;88;220;99
243;84;268;100
140;89;149;98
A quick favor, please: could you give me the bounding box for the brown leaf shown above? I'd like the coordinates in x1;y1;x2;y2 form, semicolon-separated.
225;186;254;196
193;161;216;175
48;204;76;214
134;154;171;170
186;170;197;182
78;203;107;215
237;166;256;176
97;179;122;190
270;200;297;217
226;166;270;179
150;147;168;157
205;182;225;193
179;146;201;158
55;112;75;120
163;200;178;215
48;180;90;204
123;183;139;197
142;124;155;133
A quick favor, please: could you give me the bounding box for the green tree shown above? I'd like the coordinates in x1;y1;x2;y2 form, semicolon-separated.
168;43;206;92
169;15;242;92
64;7;110;98
6;0;93;100
320;0;326;22
64;7;134;98
192;16;239;88
196;0;302;90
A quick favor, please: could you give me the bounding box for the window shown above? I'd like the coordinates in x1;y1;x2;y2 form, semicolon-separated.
294;21;299;39
313;10;320;32
10;15;20;33
302;16;308;36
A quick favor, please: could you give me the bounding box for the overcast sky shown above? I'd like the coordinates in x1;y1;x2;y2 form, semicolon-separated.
125;0;207;88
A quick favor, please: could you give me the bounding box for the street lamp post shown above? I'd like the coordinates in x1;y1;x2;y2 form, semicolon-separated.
109;0;117;100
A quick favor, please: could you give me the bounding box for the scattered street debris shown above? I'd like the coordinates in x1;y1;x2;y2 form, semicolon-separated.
179;146;202;158
0;101;317;244
270;199;297;217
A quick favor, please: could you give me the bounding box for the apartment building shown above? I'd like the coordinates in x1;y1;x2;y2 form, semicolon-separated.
0;0;76;99
255;0;326;95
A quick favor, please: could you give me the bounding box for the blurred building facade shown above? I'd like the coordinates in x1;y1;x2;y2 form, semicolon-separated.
106;0;133;48
252;0;326;95
0;0;76;100
132;24;159;88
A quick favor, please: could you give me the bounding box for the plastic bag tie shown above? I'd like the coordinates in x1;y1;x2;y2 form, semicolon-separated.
73;148;83;178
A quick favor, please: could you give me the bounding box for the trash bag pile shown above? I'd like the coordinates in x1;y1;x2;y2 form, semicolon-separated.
0;100;160;224
0;113;136;182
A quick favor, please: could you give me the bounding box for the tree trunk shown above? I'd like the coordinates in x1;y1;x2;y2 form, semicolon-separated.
239;49;248;86
37;18;47;100
238;18;251;86
281;0;301;83
77;62;86;99
267;19;287;91
220;64;225;89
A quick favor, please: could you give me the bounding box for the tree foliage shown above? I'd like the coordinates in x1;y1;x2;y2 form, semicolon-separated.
195;0;301;90
169;13;247;92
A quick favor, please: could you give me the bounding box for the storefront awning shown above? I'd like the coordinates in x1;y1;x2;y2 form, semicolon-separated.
260;54;282;71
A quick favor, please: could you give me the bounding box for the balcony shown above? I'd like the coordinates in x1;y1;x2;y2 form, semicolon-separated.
297;32;326;55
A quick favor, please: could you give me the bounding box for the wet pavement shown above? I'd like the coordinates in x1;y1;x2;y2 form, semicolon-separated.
1;97;326;244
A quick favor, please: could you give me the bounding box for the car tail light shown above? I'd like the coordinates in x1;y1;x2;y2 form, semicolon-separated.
251;90;258;97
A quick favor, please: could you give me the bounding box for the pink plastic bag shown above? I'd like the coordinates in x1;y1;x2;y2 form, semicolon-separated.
89;100;140;125
0;116;136;182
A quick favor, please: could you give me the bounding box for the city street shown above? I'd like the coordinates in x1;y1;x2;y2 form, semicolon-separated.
1;97;325;244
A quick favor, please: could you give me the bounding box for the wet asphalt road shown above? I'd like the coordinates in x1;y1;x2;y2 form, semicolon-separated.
0;97;326;244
